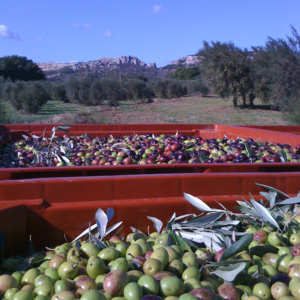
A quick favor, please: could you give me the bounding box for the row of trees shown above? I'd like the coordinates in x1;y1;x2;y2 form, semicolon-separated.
198;26;300;119
0;76;209;113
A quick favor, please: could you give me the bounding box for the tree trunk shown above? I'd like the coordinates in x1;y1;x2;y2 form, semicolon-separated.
248;93;255;108
233;96;238;107
242;95;246;107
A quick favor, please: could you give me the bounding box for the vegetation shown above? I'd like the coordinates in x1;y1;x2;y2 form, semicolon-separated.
0;27;300;123
0;55;45;81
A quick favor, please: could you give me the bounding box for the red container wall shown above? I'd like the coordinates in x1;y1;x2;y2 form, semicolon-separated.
0;172;299;256
0;124;300;180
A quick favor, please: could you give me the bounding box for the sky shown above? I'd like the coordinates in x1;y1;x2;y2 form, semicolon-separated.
1;0;300;67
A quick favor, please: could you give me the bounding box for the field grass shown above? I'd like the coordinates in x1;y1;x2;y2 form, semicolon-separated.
0;95;292;125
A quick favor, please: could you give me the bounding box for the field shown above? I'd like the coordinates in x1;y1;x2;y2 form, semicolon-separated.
0;95;291;125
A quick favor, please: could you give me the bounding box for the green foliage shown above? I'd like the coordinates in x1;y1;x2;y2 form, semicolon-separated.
51;84;69;103
198;41;255;107
151;79;187;99
0;55;45;81
1;81;49;113
252;26;300;118
172;67;200;80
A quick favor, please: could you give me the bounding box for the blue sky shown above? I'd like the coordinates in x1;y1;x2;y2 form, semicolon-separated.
1;0;300;67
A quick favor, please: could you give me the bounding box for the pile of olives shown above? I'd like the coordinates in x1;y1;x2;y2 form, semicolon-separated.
1;225;300;300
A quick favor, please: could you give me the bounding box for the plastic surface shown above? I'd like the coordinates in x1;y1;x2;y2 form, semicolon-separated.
244;125;300;135
0;172;299;256
0;124;299;179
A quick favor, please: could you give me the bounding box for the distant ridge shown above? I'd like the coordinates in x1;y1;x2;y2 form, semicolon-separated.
38;54;199;81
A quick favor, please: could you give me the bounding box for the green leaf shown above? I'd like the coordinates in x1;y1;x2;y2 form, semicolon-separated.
249;245;278;256
212;262;247;282
220;234;253;261
250;199;280;230
169;231;192;252
277;150;287;163
256;183;289;199
199;153;208;163
244;142;253;156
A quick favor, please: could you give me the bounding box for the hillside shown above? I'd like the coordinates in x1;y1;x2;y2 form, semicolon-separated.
38;55;200;81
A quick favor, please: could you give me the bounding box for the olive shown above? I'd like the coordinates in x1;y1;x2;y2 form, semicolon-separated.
123;282;142;300
150;248;169;268
253;283;271;300
133;239;149;255
182;267;201;281
110;257;129;272
184;277;202;292
51;290;75;300
57;262;79;280
167;259;184;276
138;274;159;295
48;255;66;269
75;276;96;296
0;275;18;294
34;275;54;288
289;278;300;298
143;259;163;275
44;269;59;282
21;269;41;286
4;288;19;300
140;295;162;300
159;276;184;297
217;283;240;300
80;290;106;300
99;247;120;263
178;294;197;300
86;257;106;279
270;282;289;299
189;287;216;300
287;263;300;278
163;246;179;262
81;242;100;258
127;270;143;283
182;252;198;268
12;290;34;300
291;244;300;257
290;233;300;246
103;270;128;297
54;279;75;293
125;244;143;261
34;284;54;297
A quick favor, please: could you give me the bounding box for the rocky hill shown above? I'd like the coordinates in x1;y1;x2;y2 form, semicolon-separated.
38;55;199;81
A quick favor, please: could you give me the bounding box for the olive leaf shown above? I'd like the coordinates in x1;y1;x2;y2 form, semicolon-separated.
106;208;114;222
244;142;253;156
260;191;277;209
182;212;224;226
278;150;287;163
220;234;253;261
249;245;278;256
256;183;289;199
212;262;247;281
71;224;98;243
183;193;214;212
147;216;163;234
169;231;192;252
250;199;280;230
105;221;123;236
95;208;108;240
277;196;300;205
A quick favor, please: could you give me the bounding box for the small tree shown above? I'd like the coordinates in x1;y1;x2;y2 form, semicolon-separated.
51;84;69;103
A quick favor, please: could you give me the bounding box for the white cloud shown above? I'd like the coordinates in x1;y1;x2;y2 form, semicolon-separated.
153;4;162;14
104;29;112;38
71;23;92;30
0;24;20;40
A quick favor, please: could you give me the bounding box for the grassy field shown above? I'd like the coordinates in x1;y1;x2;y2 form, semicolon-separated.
0;95;292;125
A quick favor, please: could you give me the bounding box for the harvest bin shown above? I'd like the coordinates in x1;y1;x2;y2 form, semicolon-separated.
0;124;300;180
0;172;299;256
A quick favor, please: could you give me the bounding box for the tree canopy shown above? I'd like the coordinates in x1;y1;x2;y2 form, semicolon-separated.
0;55;45;82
